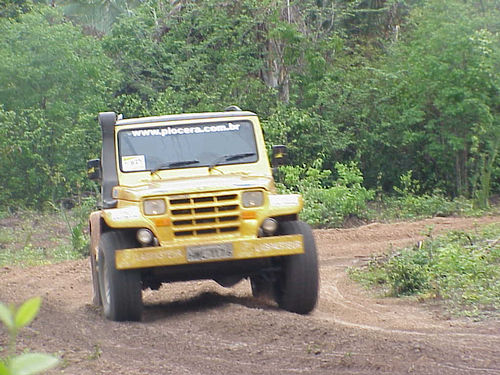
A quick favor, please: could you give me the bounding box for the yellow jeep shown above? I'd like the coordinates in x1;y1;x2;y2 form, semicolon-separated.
87;107;318;321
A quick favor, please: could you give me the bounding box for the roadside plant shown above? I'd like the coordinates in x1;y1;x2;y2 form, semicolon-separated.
0;297;59;375
382;171;478;219
56;195;97;256
278;161;374;227
350;224;500;317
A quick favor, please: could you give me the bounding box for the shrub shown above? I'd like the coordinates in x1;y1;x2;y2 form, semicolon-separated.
350;224;500;317
430;231;500;313
278;161;374;227
386;249;431;296
382;171;479;219
58;196;97;256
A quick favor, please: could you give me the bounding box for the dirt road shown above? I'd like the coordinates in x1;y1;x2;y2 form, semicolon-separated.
1;216;499;374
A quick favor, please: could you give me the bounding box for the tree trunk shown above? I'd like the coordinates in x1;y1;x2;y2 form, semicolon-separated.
261;37;290;103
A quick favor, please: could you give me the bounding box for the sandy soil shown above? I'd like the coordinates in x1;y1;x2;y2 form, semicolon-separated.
1;216;499;374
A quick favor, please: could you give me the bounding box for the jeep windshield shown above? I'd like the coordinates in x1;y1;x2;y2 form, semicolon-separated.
118;120;258;173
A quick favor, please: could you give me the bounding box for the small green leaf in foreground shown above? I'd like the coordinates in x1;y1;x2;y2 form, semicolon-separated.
9;353;59;375
0;361;9;375
14;297;41;329
0;303;14;330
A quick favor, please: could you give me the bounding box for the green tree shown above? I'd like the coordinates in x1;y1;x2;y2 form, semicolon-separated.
379;0;500;199
0;7;119;208
105;0;277;116
61;0;143;34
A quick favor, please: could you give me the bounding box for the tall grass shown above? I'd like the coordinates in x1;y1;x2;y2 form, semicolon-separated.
0;197;96;267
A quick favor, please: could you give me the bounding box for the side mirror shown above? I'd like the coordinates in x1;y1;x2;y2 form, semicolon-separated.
271;145;287;168
87;159;102;181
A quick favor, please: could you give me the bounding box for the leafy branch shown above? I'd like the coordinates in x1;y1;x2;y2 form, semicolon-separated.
0;297;59;375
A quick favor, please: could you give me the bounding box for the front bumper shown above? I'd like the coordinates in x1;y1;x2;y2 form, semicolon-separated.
115;234;303;270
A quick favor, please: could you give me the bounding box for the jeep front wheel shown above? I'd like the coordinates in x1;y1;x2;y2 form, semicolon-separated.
274;220;319;314
98;231;142;321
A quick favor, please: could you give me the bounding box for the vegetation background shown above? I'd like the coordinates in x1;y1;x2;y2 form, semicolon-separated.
0;0;499;331
0;0;499;217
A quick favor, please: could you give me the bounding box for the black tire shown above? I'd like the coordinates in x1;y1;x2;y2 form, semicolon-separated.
98;231;142;321
90;250;102;306
274;220;319;314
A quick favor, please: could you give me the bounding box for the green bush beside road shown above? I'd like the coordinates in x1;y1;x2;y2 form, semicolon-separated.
350;224;500;318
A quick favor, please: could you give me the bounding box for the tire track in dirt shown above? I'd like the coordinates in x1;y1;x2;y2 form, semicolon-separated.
0;215;499;374
312;215;500;374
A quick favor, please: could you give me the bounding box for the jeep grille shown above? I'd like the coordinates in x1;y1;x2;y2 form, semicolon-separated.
168;193;240;237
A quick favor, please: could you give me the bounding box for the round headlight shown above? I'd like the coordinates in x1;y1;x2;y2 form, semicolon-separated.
144;199;166;215
137;228;154;245
262;218;278;235
242;191;264;208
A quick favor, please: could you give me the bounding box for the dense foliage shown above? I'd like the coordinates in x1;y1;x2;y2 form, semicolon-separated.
0;0;498;211
278;162;374;227
0;8;117;206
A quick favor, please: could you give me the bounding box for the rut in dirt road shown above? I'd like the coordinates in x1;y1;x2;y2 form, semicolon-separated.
0;216;499;374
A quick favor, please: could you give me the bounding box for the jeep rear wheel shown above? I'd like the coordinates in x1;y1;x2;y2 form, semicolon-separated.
98;231;142;321
90;248;101;306
274;220;319;314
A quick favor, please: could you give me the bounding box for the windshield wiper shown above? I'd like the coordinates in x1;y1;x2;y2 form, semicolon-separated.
150;159;200;175
208;152;256;172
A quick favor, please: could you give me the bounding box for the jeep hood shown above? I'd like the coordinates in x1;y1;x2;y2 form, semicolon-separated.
113;174;274;201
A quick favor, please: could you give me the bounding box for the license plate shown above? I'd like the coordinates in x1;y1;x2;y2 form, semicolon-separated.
186;243;234;262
